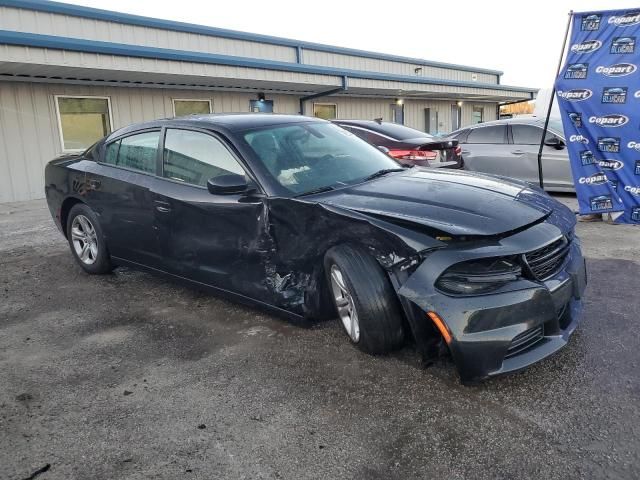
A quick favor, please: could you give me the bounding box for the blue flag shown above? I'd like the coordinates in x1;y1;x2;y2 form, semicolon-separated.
555;9;640;224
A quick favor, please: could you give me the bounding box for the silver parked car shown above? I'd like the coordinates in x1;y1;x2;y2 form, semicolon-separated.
450;118;573;192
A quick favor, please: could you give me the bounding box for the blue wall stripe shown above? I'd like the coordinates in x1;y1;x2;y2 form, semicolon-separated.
0;0;505;77
0;30;536;95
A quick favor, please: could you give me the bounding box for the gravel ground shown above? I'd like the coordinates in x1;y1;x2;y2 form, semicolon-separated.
1;196;639;480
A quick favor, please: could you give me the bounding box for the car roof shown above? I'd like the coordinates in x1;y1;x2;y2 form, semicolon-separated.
107;113;323;140
465;117;545;128
451;116;569;141
332;119;383;126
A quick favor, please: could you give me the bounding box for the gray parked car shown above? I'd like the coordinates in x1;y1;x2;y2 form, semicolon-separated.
450;118;573;192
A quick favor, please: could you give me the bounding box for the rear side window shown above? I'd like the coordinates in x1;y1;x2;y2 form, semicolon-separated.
102;131;160;174
466;125;506;144
347;127;389;145
375;123;432;140
450;129;469;143
162;129;245;187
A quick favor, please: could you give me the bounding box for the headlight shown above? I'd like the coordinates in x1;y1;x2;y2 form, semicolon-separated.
436;256;522;295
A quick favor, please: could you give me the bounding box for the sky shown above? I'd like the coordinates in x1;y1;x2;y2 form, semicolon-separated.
65;0;640;89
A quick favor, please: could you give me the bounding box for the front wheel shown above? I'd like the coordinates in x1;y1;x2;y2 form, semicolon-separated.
324;245;405;354
66;203;113;274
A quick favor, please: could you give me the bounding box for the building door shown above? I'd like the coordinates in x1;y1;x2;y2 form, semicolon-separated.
451;104;462;131
425;108;439;135
391;104;404;124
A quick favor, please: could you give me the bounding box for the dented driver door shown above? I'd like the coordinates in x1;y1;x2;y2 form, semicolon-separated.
152;128;267;296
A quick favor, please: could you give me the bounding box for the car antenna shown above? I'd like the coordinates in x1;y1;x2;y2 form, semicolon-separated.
374;117;383;125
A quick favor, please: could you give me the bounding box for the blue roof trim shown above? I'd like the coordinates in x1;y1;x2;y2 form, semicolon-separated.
0;30;537;94
0;0;504;76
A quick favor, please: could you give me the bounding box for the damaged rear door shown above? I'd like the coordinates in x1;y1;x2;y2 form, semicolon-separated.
152;127;268;296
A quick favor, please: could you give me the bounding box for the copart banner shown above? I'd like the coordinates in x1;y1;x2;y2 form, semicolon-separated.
555;9;640;223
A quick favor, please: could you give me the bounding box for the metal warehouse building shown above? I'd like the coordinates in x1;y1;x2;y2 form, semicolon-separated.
0;0;537;203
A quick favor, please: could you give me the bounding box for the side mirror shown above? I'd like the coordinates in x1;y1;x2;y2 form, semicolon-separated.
377;145;390;154
544;137;565;150
207;174;249;195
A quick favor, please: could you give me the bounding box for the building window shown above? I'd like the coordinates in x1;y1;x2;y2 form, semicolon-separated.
55;96;112;151
472;106;484;124
173;99;212;117
313;103;337;120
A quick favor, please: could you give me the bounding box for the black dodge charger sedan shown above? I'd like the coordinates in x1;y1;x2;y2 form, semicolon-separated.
45;114;587;383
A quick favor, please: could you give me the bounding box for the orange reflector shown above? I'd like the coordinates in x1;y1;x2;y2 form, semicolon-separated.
427;311;452;344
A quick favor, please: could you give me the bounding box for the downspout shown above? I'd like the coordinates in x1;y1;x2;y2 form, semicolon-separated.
299;75;348;115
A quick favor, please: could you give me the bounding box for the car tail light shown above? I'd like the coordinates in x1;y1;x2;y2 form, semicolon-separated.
388;149;438;161
454;145;462;156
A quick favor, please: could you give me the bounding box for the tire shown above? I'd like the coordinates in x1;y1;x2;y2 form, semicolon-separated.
324;245;405;354
66;203;113;274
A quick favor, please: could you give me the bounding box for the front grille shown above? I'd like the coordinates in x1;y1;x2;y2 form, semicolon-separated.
524;236;570;281
505;325;544;358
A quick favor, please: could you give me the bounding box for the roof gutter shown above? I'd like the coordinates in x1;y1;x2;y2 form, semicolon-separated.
299;76;348;115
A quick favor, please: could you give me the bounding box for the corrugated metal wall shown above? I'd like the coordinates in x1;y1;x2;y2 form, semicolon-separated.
303;50;498;84
0;6;297;63
310;96;497;133
0;5;499;85
0;82;299;203
0;44;339;90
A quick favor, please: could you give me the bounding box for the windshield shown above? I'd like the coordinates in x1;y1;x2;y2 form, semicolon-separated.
243;122;402;195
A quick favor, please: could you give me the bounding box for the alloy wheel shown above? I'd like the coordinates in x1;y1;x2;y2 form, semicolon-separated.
71;215;98;265
330;264;360;342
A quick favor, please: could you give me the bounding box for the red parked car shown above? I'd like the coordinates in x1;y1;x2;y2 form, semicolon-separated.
332;119;463;168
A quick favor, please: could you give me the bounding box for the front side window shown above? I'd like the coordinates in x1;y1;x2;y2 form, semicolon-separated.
243;122;401;195
163;129;244;187
466;125;506;144
173;99;212;117
511;125;558;145
56;96;112;151
313;103;337;120
511;125;543;145
103;131;160;174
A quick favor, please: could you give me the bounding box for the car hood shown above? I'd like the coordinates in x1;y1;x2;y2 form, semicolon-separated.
314;168;561;236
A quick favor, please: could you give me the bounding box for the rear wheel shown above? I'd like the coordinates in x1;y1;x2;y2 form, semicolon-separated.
66;203;113;274
324;245;405;354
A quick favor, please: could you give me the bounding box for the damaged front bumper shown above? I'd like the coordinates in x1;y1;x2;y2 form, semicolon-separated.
396;221;587;383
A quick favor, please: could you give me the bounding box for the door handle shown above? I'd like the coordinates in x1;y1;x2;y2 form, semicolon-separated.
511;150;526;155
461;150;470;155
88;178;101;189
154;200;172;213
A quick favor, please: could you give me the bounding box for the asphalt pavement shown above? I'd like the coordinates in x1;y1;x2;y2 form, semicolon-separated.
1;196;639;480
